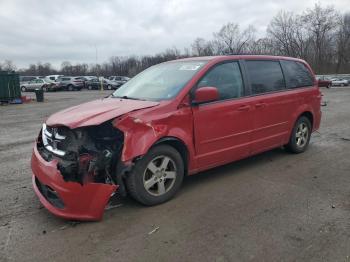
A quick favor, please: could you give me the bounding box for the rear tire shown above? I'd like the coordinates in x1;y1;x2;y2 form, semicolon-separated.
126;145;184;205
21;86;26;92
286;116;312;154
107;85;112;90
88;85;93;90
67;85;74;91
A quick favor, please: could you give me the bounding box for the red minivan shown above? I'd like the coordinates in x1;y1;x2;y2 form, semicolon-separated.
31;55;322;220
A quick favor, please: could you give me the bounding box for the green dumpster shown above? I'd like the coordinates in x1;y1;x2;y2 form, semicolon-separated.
0;71;21;102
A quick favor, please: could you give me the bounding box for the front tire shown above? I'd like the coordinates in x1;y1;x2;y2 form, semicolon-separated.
67;85;74;91
126;145;184;205
286;116;312;153
21;86;26;92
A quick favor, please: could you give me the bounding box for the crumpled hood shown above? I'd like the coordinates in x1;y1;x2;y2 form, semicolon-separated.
46;97;159;129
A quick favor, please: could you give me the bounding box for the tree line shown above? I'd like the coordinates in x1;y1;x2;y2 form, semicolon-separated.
1;4;349;76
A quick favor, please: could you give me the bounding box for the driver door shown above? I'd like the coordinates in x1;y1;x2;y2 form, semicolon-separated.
192;61;254;170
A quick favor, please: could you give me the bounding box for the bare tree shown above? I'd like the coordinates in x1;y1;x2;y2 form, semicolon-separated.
249;38;276;55
302;4;339;73
61;61;73;75
213;23;256;54
2;60;17;71
267;11;310;58
191;38;214;56
335;12;350;73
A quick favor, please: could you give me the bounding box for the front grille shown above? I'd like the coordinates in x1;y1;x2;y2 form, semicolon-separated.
35;177;65;209
42;124;67;157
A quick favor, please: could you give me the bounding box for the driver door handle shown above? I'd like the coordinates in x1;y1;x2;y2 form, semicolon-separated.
237;105;251;111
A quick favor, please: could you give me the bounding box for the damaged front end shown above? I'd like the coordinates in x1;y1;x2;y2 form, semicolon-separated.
32;120;126;221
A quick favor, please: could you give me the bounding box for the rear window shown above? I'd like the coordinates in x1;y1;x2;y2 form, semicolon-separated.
21;76;36;82
245;60;285;94
281;60;314;88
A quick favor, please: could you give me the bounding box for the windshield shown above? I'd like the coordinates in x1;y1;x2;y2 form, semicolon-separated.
112;61;207;101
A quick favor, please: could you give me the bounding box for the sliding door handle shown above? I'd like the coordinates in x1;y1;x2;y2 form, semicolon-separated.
255;103;267;109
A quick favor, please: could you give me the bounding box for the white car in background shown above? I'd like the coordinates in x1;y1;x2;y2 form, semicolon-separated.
45;75;64;81
331;78;349;87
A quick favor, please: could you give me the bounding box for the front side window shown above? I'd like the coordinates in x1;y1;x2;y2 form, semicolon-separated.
112;61;207;101
246;60;285;95
197;62;243;100
281;60;314;88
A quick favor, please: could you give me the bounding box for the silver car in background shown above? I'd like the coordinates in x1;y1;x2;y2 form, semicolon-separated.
108;76;130;87
21;78;59;92
331;78;349;87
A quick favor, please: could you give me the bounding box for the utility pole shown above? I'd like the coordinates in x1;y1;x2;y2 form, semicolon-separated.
94;44;103;91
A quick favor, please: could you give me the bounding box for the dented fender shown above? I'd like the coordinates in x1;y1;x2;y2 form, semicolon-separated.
113;106;197;172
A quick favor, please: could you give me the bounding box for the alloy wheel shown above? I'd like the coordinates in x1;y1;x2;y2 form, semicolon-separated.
295;122;309;148
143;155;177;196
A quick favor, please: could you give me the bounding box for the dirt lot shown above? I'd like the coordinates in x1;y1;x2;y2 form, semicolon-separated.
0;88;349;262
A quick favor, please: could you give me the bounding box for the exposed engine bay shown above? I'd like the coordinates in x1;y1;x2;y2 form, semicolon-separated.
37;121;125;189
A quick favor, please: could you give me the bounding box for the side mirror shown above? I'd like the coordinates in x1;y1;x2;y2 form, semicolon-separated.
193;87;219;105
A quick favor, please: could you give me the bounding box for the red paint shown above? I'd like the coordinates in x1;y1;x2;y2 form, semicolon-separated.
193;86;219;104
31;146;117;221
317;79;331;87
46;98;159;128
31;55;322;221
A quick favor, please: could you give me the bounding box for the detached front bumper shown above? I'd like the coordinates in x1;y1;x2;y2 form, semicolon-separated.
31;145;118;221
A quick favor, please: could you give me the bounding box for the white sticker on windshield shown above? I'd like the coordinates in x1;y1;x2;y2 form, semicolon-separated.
179;64;202;71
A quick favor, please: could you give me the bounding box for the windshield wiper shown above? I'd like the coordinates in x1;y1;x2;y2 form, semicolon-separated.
111;94;146;101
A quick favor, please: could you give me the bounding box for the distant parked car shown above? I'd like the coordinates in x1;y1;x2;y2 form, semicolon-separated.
109;76;130;87
19;76;39;86
316;77;332;88
76;76;97;88
86;78;119;90
56;77;84;91
331;78;349;87
21;79;59;92
45;75;64;81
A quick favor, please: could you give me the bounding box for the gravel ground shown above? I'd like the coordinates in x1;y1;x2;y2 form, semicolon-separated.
0;88;349;262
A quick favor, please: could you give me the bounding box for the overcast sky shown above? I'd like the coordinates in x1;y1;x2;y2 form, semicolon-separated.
0;0;348;68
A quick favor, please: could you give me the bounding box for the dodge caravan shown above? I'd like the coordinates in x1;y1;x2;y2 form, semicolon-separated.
31;55;322;221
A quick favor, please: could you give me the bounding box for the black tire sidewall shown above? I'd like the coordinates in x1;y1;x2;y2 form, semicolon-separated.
287;116;312;153
127;145;184;205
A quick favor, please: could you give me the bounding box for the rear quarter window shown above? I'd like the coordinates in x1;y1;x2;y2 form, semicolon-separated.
245;60;285;95
281;60;314;88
